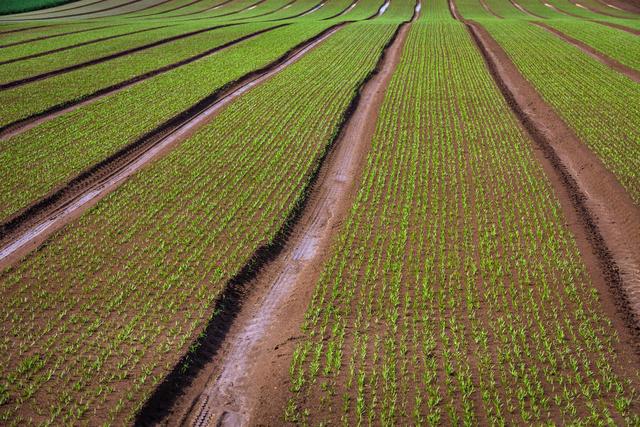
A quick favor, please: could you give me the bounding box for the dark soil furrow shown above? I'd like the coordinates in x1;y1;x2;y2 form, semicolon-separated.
0;24;59;35
323;0;358;19
125;0;207;18
0;24;170;66
448;0;640;351
0;22;345;271
20;0;112;16
533;21;640;83
0;23;244;91
137;11;415;426
12;0;154;20
156;0;235;19
595;19;640;35
0;24;119;49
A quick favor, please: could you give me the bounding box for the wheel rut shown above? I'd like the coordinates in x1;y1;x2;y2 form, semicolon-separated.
532;21;640;83
147;8;417;427
450;0;640;350
0;23;346;272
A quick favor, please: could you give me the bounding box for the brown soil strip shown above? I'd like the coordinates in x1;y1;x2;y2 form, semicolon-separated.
0;24;59;35
126;0;208;17
595;20;640;35
510;0;547;18
533;21;640;83
541;1;583;17
0;23;245;91
450;2;640;349
0;23;344;272
480;0;503;18
262;0;325;21
0;24;170;66
146;12;416;427
0;24;119;49
323;0;358;19
593;0;640;13
156;0;234;18
0;24;279;141
568;0;631;17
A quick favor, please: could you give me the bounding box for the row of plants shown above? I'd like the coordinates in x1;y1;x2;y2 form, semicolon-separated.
0;20;398;425
0;21;328;220
285;7;640;424
482;20;640;204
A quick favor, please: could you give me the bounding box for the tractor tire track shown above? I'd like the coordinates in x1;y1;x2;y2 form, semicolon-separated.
0;23;245;91
0;22;347;272
594;20;640;35
450;0;640;349
16;0;112;16
145;6;418;427
533;21;640;83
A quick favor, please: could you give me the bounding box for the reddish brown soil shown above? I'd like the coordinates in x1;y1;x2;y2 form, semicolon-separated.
131;0;208;18
592;0;640;14
594;19;640;35
149;16;414;427
510;0;547;18
480;0;503;18
462;17;640;350
0;23;244;91
0;24;344;272
22;0;168;20
0;25;169;66
0;24;118;48
533;22;640;83
0;24;284;139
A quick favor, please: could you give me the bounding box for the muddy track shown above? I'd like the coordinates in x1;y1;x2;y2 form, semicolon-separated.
264;0;325;21
541;1;583;17
0;24;282;141
0;22;346;271
0;24;170;66
137;7;418;427
594;0;640;13
449;0;640;350
0;24;120;49
0;23;245;91
568;0;635;17
533;21;640;83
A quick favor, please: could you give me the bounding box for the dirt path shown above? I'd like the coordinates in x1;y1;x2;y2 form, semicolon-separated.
3;0;151;20
0;24;344;272
480;0;503;18
0;24;283;139
0;22;244;91
510;0;546;18
452;6;640;349
148;12;415;427
533;21;640;83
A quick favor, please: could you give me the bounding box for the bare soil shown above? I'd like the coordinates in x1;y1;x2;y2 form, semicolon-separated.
0;22;244;91
461;16;640;350
0;24;116;48
145;15;414;427
0;23;345;272
533;21;640;83
0;24;284;139
595;19;640;34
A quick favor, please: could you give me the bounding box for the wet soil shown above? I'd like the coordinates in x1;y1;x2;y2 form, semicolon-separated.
533;21;640;83
148;14;414;427
460;14;640;350
0;23;345;272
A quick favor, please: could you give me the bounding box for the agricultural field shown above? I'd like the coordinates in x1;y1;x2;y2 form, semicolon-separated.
0;0;638;425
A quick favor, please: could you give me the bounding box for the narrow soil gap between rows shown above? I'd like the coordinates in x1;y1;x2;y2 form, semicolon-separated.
449;0;640;357
136;9;417;427
0;23;346;272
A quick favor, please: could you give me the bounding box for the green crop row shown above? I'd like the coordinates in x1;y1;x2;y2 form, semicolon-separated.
0;20;397;425
0;0;77;16
543;19;640;70
285;16;640;425
482;20;640;204
0;22;328;221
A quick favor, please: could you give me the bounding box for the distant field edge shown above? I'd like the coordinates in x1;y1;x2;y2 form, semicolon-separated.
0;0;80;16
